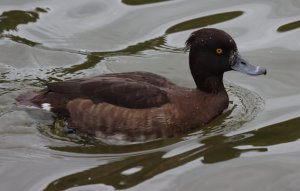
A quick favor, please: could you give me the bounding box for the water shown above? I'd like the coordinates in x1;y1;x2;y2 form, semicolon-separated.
1;0;300;190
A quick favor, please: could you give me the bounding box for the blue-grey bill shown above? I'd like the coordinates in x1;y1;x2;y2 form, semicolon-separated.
231;54;267;75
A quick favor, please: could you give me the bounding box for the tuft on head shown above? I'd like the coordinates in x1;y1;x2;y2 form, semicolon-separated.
185;28;237;52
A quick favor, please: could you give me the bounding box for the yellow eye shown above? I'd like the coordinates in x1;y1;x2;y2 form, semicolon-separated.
216;48;223;54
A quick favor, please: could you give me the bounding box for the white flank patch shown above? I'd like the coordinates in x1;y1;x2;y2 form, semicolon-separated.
41;103;52;111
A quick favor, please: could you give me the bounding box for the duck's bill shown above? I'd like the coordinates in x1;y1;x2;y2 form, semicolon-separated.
231;54;267;75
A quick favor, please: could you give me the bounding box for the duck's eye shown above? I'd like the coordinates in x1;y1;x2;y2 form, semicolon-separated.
216;48;223;54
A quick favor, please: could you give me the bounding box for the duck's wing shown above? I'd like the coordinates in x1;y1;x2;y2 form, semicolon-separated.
80;77;169;108
47;78;85;94
100;71;177;88
47;76;170;109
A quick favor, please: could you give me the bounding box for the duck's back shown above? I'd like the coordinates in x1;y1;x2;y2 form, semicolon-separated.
21;72;174;111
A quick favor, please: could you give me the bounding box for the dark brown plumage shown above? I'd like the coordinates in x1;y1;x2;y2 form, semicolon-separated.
16;28;267;141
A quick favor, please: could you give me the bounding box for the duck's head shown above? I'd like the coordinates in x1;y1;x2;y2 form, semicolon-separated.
186;28;266;93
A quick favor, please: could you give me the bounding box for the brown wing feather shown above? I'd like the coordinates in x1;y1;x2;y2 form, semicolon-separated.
39;72;171;109
101;71;176;87
80;77;170;108
47;78;84;94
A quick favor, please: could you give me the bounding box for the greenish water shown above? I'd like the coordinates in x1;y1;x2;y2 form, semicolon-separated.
1;0;300;190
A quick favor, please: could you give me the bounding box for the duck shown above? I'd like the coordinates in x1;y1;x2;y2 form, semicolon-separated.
17;28;267;141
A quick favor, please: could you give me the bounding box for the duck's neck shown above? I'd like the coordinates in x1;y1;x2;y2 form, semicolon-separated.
192;72;226;94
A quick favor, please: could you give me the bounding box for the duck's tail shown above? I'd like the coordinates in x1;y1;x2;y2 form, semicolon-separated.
16;91;39;107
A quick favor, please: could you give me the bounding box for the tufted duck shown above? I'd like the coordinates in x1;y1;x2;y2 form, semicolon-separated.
17;28;266;141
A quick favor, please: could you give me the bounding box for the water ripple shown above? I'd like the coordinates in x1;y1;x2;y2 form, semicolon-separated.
277;20;300;32
122;0;170;6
